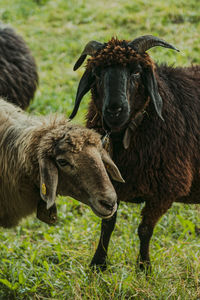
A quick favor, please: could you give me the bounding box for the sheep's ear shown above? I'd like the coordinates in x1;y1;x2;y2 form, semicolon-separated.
69;70;95;119
101;149;125;183
39;157;58;210
143;68;164;121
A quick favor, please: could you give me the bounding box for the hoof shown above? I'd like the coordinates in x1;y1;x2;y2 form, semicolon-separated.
136;257;152;275
90;259;107;272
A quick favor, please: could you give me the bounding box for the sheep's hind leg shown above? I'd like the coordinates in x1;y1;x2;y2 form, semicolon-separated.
90;210;117;272
137;199;173;273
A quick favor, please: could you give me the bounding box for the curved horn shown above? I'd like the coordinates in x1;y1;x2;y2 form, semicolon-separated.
73;40;103;71
128;35;179;53
69;70;94;119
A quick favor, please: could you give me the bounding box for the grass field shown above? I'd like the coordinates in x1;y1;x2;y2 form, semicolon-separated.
0;0;200;299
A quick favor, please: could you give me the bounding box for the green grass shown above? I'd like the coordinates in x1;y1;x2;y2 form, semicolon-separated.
0;0;200;299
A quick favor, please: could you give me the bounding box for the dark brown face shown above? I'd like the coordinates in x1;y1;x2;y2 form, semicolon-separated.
71;62;165;131
93;64;143;131
71;36;178;125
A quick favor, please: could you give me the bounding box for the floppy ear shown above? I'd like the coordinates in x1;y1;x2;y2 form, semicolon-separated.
69;70;95;119
101;149;125;183
143;68;164;121
39;157;58;210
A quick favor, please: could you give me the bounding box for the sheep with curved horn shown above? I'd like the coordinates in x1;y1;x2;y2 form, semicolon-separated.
71;34;200;272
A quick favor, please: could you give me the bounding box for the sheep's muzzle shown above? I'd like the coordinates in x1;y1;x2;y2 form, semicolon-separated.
89;190;118;219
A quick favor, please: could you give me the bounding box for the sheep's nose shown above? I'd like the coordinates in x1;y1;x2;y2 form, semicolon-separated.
99;199;115;212
106;106;123;118
91;192;117;219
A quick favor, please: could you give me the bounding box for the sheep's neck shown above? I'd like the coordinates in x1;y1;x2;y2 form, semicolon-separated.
123;97;150;149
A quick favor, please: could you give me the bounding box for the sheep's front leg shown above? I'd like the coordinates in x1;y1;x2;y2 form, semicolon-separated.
90;210;117;271
137;199;173;272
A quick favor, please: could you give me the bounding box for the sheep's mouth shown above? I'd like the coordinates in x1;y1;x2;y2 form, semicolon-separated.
102;116;129;132
90;202;117;219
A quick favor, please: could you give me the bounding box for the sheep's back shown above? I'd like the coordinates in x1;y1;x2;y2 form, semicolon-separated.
0;26;38;109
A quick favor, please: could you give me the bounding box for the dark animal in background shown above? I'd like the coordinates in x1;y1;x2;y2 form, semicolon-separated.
71;35;200;271
0;24;38;109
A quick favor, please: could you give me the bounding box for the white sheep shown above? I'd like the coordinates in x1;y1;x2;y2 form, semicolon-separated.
0;98;124;228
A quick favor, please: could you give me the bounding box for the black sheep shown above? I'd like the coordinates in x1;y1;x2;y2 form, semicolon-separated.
71;35;200;271
0;24;38;109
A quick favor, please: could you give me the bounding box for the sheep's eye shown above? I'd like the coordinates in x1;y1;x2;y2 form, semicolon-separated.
131;72;140;79
56;159;70;167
